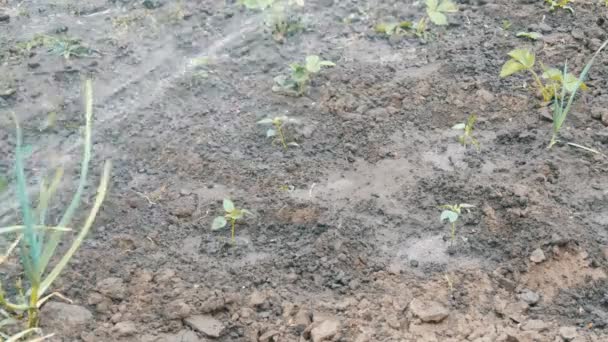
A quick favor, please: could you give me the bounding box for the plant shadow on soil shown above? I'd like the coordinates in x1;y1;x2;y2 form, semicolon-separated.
1;0;608;340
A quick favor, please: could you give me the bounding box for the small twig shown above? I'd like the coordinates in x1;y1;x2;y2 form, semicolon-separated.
132;190;156;205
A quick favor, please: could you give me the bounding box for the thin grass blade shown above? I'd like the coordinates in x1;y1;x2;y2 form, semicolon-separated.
39;160;111;296
11;113;40;285
38;80;93;274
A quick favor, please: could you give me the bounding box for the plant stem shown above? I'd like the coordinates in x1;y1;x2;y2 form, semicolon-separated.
277;124;288;150
529;69;549;101
27;285;39;328
451;222;456;245
230;219;235;245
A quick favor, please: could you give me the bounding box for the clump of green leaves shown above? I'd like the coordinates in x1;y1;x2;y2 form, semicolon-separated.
545;0;573;13
452;114;479;149
0;80;111;329
500;49;587;103
426;0;458;26
273;55;335;96
257;115;299;149
440;204;474;244
548;39;608;148
211;199;253;243
240;0;305;42
502;19;512;30
375;18;428;39
516;31;542;40
14;35;95;60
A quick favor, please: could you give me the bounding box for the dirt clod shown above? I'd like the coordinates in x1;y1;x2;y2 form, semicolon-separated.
310;318;340;342
41;302;92;330
184;315;224;338
408;298;449;323
112;321;137;337
97;277;126;300
530;248;546;264
559;326;578;341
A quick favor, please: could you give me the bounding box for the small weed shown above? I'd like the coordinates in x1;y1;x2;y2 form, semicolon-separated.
548;39;608;148
440;204;474;244
452;114;479;149
257;115;300;149
273;55;335;96
500;48;586;103
375;18;428;39
426;0;458;26
240;0;305;42
502;19;512;30
516;31;542;40
211;199;253;244
545;0;574;13
14;35;96;60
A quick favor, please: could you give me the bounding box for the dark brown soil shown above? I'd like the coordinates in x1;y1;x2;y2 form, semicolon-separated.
1;0;608;341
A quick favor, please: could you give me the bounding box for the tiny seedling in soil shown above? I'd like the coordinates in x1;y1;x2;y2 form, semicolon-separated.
440;204;474;245
548;39;608;148
545;0;574;13
502;19;512;30
375;18;428;39
500;48;587;103
257;115;300;149
516;31;542;40
240;0;305;42
426;0;458;26
452;114;480;149
273;55;335;96
211;199;253;244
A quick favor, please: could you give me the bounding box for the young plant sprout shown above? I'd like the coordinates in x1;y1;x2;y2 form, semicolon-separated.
500;49;587;103
440;204;474;244
452;114;480;149
375;18;427;39
545;0;573;13
211;199;253;243
426;0;458;26
257;115;299;149
548;39;608;148
240;0;305;43
516;32;542;41
0;80;112;329
273;55;335;96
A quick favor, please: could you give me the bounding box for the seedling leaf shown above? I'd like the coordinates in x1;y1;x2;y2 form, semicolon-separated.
516;32;542;40
452;123;466;130
507;49;535;69
266;128;277;137
257;118;274;125
500;59;528;77
223;199;235;212
440;210;458;223
211;216;227;230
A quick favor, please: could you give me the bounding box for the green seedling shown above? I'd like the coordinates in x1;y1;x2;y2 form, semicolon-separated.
48;38;95;60
240;0;304;42
500;49;586;103
548;39;608;148
257;115;300;149
0;80;111;329
426;0;458;26
502;19;512;30
516;31;542;40
440;204;474;244
374;21;413;35
545;0;573;13
211;199;253;243
452;114;479;149
273;55;335;96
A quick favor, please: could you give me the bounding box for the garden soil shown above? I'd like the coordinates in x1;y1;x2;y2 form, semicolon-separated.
1;0;608;341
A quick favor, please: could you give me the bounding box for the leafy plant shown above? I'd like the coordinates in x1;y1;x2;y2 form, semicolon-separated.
548;39;608;148
273;55;335;96
48;38;95;60
440;204;474;244
500;49;586;103
0;80;111;329
426;0;458;26
375;18;428;39
452;114;479;149
240;0;305;42
502;19;512;30
516;31;542;40
257;115;299;149
545;0;573;13
211;199;253;243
